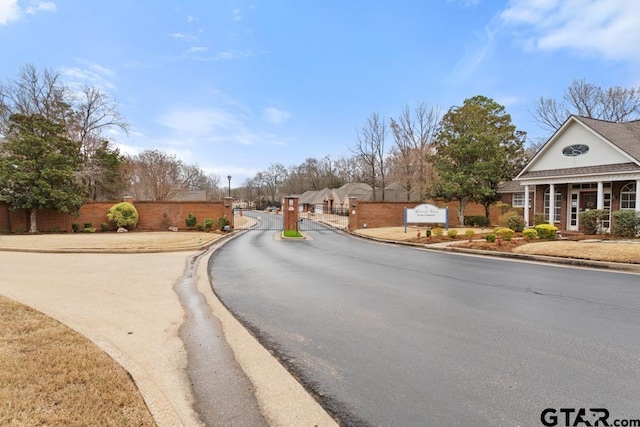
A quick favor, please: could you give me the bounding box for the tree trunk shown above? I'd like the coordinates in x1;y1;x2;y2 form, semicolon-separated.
29;209;38;233
457;198;465;226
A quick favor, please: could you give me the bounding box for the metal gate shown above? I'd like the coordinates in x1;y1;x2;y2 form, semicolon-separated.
233;208;348;232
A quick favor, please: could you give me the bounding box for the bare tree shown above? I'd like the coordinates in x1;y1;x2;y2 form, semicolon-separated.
389;102;440;201
125;149;185;201
352;112;388;201
261;163;288;203
532;79;640;135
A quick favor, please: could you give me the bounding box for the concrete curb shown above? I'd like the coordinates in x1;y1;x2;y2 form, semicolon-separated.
346;230;640;274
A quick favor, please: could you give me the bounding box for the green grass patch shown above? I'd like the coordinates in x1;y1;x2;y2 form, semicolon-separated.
283;230;304;238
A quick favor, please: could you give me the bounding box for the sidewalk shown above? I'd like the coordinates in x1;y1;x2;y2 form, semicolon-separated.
0;233;337;427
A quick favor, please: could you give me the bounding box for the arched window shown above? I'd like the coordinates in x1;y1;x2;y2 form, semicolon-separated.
544;187;562;222
620;182;636;210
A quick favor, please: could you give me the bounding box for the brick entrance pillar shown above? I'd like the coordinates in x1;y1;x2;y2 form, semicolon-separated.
283;197;299;232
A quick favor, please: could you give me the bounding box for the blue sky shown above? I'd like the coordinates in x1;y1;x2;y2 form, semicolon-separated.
2;0;640;186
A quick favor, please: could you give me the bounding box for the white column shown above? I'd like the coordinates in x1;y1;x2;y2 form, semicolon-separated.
636;180;640;213
524;185;530;227
597;181;604;210
548;184;555;225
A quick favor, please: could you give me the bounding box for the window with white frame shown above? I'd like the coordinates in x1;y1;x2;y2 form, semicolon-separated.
620;182;636;210
544;188;562;222
512;193;525;208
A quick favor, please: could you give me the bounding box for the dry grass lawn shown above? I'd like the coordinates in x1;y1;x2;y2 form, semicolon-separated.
354;226;640;264
0;295;155;426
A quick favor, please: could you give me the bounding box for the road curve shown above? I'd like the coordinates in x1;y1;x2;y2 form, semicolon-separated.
209;221;640;426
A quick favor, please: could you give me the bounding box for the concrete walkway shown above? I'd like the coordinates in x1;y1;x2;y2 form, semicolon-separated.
0;234;337;427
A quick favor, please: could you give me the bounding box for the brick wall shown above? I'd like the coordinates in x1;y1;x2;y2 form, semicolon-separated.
348;200;503;230
0;200;232;233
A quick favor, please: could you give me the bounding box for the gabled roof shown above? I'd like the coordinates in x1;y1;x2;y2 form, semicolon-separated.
332;183;373;200
299;188;332;204
574;116;640;161
516;115;640;181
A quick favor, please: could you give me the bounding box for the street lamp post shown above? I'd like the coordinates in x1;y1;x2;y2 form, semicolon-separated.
227;175;231;198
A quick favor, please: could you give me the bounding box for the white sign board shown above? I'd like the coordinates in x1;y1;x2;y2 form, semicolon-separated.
405;204;448;224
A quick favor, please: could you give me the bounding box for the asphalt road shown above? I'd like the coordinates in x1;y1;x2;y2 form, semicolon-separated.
209;220;640;426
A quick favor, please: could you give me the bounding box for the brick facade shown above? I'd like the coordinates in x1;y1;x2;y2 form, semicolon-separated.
0;199;233;233
348;200;503;230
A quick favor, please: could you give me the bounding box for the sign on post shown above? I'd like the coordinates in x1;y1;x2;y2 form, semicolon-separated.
404;204;449;232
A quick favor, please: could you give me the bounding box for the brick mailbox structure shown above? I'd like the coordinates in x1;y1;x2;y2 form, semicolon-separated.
283;196;299;232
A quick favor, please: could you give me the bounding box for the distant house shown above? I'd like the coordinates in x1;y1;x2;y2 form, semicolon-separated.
503;115;640;231
298;188;333;213
330;183;373;213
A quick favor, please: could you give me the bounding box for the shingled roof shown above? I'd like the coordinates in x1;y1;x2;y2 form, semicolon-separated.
573;116;640;161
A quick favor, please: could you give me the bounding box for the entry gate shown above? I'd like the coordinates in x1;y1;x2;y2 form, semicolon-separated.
233;206;348;231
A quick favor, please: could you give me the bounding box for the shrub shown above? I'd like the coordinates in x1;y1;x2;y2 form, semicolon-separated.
100;223;109;232
534;223;558;239
72;223;80;233
465;215;490;227
107;202;139;230
499;210;525;232
203;218;214;230
218;216;230;231
196;223;204;231
432;227;443;237
523;228;538;240
465;229;475;240
579;209;609;234
533;213;547;226
84;223;93;229
447;229;458;238
485;234;496;242
494;227;515;241
613;210;640;238
83;227;96;233
46;226;62;233
185;213;197;229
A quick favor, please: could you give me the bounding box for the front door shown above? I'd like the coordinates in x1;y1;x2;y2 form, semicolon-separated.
581;192;597;211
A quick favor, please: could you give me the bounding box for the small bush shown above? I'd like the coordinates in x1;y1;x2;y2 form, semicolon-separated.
185;213;197;229
494;227;515;241
499;210;525;232
533;213;546;226
72;223;80;233
83;227;96;233
432;227;443;237
534;223;558;239
447;229;458;238
84;223;93;229
203;218;214;230
196;223;204;231
218;216;230;231
613;210;640;238
107;202;139;230
579;209;609;234
100;223;109;232
465;215;490;227
465;229;475;240
523;228;538;240
485;234;496;242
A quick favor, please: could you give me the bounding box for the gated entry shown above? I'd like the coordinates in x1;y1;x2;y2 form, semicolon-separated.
233;204;348;231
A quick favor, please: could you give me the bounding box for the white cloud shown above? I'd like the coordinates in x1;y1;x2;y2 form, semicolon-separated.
214;50;251;60
187;46;208;53
60;63;117;92
500;0;640;62
448;26;496;84
170;32;186;39
1;0;55;25
262;107;290;125
26;0;55;14
156;106;288;148
0;0;19;25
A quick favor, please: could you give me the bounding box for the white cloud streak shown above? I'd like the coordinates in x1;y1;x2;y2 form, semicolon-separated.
0;0;19;25
262;107;290;125
500;0;640;62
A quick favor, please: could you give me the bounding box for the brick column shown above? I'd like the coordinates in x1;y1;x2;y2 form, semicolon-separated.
348;197;358;230
283;197;299;232
223;197;234;228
